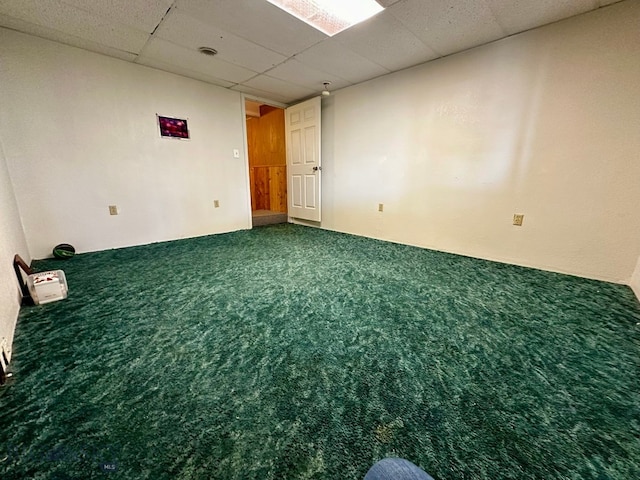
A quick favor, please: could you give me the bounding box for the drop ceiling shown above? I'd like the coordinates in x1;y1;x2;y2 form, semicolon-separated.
0;0;624;105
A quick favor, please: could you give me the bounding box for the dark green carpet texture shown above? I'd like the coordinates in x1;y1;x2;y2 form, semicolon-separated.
2;224;639;479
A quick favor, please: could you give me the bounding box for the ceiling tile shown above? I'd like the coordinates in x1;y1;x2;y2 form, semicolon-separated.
153;10;286;73
0;0;149;53
266;58;351;91
241;75;316;103
59;0;173;33
136;57;236;88
0;0;615;106
173;0;327;56
334;10;439;71
0;14;138;61
486;0;597;35
138;37;258;84
388;0;506;56
295;38;390;84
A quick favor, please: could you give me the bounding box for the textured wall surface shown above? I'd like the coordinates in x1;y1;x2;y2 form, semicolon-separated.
0;140;29;361
320;1;640;283
630;256;640;302
0;28;251;259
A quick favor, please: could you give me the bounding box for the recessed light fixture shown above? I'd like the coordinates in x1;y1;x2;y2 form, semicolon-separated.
265;0;384;36
198;47;218;56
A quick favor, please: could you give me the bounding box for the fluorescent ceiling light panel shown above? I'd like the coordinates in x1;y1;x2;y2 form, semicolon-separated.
266;0;384;36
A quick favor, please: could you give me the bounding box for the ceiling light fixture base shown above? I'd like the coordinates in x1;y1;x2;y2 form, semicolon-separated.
198;47;218;56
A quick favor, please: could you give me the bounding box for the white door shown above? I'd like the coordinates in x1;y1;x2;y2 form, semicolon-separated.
286;97;321;222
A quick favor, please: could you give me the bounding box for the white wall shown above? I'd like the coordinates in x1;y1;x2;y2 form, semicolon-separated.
0;29;250;259
0;137;30;361
631;257;640;302
320;0;640;283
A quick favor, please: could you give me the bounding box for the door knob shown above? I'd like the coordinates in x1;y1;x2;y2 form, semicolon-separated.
313;166;322;171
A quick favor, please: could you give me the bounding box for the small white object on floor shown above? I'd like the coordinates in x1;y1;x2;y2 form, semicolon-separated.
27;270;68;305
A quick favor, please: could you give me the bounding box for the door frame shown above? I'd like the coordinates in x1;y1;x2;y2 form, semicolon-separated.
240;94;288;229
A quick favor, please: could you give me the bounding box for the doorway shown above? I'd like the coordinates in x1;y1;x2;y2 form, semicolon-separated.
245;99;288;227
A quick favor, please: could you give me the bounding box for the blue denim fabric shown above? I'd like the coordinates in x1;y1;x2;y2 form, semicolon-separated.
364;458;434;480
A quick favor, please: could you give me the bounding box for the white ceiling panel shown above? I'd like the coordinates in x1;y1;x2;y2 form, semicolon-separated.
241;75;316;103
0;14;138;62
266;59;351;91
0;0;622;105
486;0;597;35
0;0;149;53
138;37;258;84
388;0;506;56
334;10;439;71
173;0;326;56
59;0;173;33
295;38;390;84
153;10;286;73
136;57;236;88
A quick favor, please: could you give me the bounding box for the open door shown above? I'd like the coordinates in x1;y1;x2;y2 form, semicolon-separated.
286;97;321;222
245;100;288;227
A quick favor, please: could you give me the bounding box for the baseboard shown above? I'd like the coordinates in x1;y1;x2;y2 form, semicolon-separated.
288;217;321;228
1;290;21;365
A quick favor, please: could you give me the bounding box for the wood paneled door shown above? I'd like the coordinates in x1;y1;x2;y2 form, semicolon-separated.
246;104;287;213
249;165;287;212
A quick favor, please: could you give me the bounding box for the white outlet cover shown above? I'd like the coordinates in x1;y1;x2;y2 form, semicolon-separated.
233;149;240;158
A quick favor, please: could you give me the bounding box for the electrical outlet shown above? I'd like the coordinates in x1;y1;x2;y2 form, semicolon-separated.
513;214;524;226
214;200;220;208
233;149;240;158
378;203;384;212
109;205;118;216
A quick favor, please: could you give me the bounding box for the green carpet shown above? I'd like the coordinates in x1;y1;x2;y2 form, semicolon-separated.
1;224;639;479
